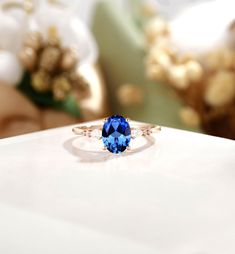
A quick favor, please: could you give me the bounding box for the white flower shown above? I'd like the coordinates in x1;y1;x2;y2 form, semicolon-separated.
29;1;98;67
0;1;98;86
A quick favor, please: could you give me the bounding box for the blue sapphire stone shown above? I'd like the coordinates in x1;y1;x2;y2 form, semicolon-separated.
102;115;131;154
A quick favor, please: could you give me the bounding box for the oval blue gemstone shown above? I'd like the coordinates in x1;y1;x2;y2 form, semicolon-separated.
102;115;131;154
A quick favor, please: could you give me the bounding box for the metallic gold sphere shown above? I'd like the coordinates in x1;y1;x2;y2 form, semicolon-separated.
204;70;235;106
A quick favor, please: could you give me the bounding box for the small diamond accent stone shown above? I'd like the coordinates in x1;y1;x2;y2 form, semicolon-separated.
102;115;131;154
152;126;161;133
90;129;102;139
131;129;143;139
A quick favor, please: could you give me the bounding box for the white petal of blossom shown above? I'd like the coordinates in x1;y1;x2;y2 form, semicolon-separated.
29;2;98;66
0;10;27;53
0;51;23;85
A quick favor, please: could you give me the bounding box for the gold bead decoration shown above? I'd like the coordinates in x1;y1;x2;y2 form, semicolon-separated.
146;64;165;81
185;60;203;83
117;83;144;106
145;17;169;44
151;50;172;69
167;65;190;89
60;48;77;70
144;13;235;138
204;70;235;106
220;48;235;69
23;0;34;13
47;26;61;47
177;53;196;64
19;29;90;102
151;38;177;58
19;47;37;71
180;107;201;128
32;70;51;92
24;32;43;51
69;72;90;99
40;46;61;72
52;75;71;100
206;51;221;71
205;48;235;71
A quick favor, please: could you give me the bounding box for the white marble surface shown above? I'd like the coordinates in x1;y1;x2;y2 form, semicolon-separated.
0;121;234;254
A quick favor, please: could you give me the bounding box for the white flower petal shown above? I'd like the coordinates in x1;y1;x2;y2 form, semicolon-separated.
29;2;98;66
0;51;23;85
0;11;25;53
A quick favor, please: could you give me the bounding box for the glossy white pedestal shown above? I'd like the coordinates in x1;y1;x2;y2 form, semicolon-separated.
0;121;234;254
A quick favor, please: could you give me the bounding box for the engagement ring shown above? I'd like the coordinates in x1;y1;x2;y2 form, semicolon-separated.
72;115;161;154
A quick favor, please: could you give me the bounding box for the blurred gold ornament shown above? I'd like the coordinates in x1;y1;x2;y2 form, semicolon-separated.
185;60;203;83
167;65;190;89
47;26;61;47
19;29;90;101
219;48;235;69
23;0;34;13
40;46;61;72
52;75;72;100
180;107;201;128
32;70;51;92
69;72;90;99
146;45;169;64
144;10;235;138
204;70;235;106
60;48;77;70
150;38;177;58
177;53;196;64
145;17;169;44
145;48;171;82
117;83;144;106
152;51;172;69
146;64;165;81
24;32;43;51
206;51;221;71
206;48;235;71
0;1;108;132
19;47;37;71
